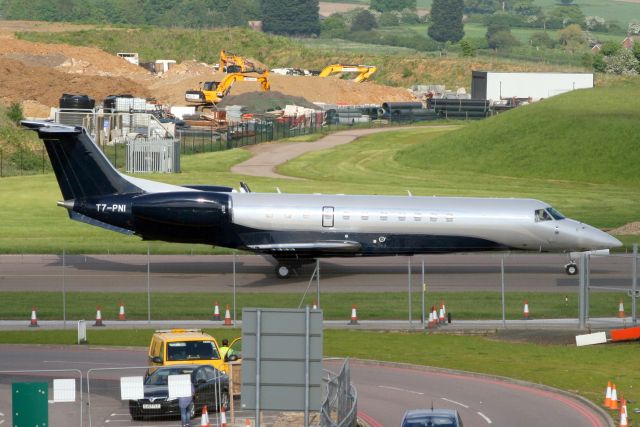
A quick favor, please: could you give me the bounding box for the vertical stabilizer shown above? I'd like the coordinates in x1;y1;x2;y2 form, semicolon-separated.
22;121;141;200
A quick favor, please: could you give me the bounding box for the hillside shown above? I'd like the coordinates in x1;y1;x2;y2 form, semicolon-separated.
396;82;640;187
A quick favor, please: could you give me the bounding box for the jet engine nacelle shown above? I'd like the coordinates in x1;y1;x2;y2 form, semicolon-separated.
131;192;231;227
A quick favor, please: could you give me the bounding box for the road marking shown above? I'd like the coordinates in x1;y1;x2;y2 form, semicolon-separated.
43;360;129;366
0;419;5;425
441;397;469;408
377;385;424;395
477;412;492;424
110;413;131;416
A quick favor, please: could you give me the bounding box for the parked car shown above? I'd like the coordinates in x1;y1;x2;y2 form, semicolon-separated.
129;364;229;421
400;408;464;427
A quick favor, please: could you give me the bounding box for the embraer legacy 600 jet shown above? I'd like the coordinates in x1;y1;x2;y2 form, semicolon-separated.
24;121;621;278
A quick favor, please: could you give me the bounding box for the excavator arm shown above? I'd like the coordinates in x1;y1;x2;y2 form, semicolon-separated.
185;71;270;108
318;64;377;82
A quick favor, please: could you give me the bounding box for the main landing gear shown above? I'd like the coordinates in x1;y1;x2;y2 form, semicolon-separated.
276;264;293;279
565;262;578;275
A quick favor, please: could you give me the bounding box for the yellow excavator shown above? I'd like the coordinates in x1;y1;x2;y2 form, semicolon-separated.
185;71;270;109
219;50;263;73
318;64;377;83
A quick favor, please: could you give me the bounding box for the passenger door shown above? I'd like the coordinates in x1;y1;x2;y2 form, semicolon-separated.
322;206;334;228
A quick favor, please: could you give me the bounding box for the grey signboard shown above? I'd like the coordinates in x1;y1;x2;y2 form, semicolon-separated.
241;307;323;412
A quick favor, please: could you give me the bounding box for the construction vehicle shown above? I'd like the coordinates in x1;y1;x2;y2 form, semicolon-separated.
318;64;377;83
219;50;263;73
185;71;270;109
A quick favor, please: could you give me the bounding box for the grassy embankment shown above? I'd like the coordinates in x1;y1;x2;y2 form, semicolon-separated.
1;328;638;421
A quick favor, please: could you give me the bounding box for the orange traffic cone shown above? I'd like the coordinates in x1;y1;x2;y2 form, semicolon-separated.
604;380;612;408
213;301;221;321
200;404;210;427
312;299;318;310
223;304;232;326
220;405;227;427
245;419;252;427
349;304;359;325
118;302;126;321
523;300;530;320
610;384;619;410
618;299;625;318
432;305;439;325
93;306;105;327
620;395;628;427
427;310;434;329
29;306;39;327
439;305;445;323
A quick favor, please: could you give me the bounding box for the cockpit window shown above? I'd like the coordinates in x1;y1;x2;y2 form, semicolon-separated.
546;207;565;220
535;208;552;222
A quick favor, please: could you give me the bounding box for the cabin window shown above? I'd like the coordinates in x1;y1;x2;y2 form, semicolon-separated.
430;214;438;222
398;214;406;222
380;213;388;221
342;211;350;220
413;213;422;222
535;208;552;222
303;211;311;219
446;213;454;223
266;211;274;219
361;215;369;221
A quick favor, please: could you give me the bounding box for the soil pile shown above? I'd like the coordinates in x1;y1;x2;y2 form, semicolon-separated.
218;91;319;112
608;222;640;235
0;20;417;118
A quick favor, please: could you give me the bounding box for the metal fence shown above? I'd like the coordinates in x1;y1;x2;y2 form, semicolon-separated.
321;359;357;427
0;369;83;426
126;137;180;173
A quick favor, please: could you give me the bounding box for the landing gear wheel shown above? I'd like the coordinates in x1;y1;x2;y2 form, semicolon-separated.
276;264;291;279
565;263;578;275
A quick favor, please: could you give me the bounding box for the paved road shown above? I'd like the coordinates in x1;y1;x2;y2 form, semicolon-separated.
0;346;612;427
0;252;633;293
231;127;421;179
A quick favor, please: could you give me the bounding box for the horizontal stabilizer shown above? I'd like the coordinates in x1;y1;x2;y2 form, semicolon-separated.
70;212;134;236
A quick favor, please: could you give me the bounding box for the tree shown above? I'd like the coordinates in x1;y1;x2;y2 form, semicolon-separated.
488;30;520;49
464;0;500;15
351;9;377;32
605;48;640;75
560;0;573;4
428;0;464;43
558;23;586;51
321;13;349;38
370;0;416;12
261;0;320;36
546;4;585;29
459;39;476;56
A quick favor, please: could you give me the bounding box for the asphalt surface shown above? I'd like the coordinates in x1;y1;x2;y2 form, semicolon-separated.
0;346;612;427
0;252;635;293
230;126;421;179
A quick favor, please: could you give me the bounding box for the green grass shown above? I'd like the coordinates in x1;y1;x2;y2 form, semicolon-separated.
0;291;630;321
1;327;638;424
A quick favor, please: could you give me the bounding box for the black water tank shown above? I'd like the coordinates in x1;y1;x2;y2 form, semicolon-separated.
59;93;95;110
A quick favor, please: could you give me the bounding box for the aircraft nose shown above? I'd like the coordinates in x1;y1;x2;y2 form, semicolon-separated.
584;227;622;250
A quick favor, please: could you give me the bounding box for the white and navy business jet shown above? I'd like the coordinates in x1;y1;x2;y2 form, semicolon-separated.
24;121;622;278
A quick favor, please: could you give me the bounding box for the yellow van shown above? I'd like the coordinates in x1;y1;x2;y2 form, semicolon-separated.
147;329;226;371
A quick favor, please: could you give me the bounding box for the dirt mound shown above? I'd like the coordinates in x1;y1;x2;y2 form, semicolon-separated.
218;90;319;112
0;58;149;117
608;222;640;235
0;21;417;117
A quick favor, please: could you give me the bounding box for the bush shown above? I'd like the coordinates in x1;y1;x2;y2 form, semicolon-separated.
321;13;349;39
7;102;23;125
488;30;520;50
378;12;399;27
529;32;555;49
400;11;421;25
459;39;476;56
